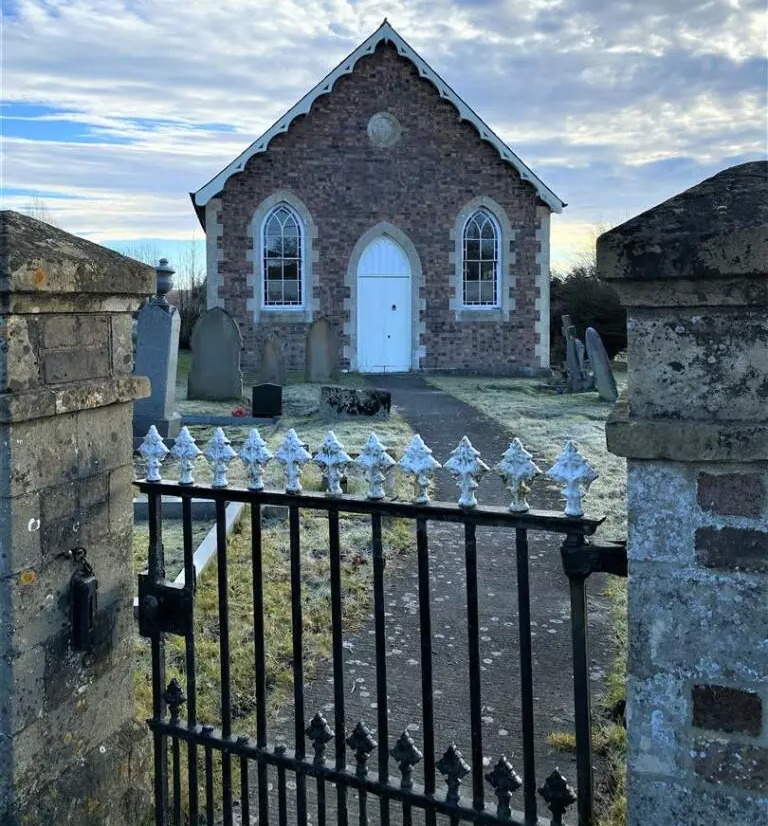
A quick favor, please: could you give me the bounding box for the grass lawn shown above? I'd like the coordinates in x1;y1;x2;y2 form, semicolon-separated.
424;371;628;826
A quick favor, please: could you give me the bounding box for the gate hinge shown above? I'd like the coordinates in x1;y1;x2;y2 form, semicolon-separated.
138;574;193;638
589;539;628;577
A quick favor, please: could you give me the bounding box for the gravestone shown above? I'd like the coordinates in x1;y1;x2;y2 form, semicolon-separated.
306;319;339;382
187;307;243;401
259;339;286;385
562;314;593;392
252;383;282;417
585;327;618;402
321;385;391;416
133;258;181;438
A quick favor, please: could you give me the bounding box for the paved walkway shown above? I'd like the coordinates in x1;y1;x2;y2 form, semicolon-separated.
249;375;614;825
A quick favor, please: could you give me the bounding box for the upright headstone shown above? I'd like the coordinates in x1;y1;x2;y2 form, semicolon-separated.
0;211;153;825
600;162;768;826
259;339;286;385
132;258;181;438
585;327;618;402
306;319;339;382
562;314;592;392
187;307;243;401
252;383;282;417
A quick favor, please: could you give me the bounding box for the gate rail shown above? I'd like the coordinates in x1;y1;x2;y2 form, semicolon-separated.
136;425;626;826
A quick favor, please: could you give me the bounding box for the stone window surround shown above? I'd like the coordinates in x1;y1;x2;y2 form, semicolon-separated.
343;222;426;371
246;190;319;324
449;196;517;322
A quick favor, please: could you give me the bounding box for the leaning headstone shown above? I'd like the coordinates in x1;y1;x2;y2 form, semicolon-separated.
562;314;593;392
321;385;391;416
259;339;286;385
585;327;618;402
306;319;339;382
187;307;243;400
133;258;182;439
252;383;282;417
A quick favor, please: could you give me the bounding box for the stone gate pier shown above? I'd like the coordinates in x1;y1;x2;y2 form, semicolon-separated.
599;162;768;824
1;212;153;824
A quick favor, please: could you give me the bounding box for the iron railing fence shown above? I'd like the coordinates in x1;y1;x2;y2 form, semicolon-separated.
136;425;626;826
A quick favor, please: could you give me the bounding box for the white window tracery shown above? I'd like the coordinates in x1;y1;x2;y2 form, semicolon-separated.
462;209;500;307
263;204;303;307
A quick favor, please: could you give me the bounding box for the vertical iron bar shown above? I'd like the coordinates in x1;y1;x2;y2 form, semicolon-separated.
239;755;250;826
277;751;288;826
328;508;349;825
204;744;214;826
171;736;181;826
464;521;484;811
181;495;199;826
215;499;233;825
250;502;269;826
289;504;308;825
515;528;537;824
416;517;437;826
562;531;594;826
317;776;326;826
371;513;391;826
148;489;168;826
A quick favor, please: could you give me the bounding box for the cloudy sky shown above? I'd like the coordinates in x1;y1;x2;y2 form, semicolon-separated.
2;0;766;271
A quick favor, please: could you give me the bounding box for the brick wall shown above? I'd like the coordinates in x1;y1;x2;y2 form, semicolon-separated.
215;42;547;374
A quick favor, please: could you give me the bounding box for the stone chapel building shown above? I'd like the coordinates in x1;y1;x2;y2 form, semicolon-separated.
191;21;564;374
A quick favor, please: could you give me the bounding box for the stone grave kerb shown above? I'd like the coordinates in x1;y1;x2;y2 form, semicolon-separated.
598;162;768;826
0;211;154;825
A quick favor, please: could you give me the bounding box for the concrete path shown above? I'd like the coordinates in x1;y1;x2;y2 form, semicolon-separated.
248;374;615;825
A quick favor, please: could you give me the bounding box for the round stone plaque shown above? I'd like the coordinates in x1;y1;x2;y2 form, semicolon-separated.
367;112;401;148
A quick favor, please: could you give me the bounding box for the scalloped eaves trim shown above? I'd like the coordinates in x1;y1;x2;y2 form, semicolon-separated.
193;21;565;212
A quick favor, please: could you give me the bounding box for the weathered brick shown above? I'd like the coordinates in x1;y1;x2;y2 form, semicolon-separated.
696;526;768;573
692;684;762;736
693;738;768;790
697;472;766;518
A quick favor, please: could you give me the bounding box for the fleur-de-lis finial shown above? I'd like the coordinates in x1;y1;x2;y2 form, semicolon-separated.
355;433;396;500
305;712;334;765
275;429;312;493
139;425;169;482
171;426;202;485
486;755;523;819
538;768;577;825
496;438;541;512
547;441;598;517
346;721;377;778
390;730;422;790
239;428;273;490
203;427;237;488
399;434;441;504
162;677;186;725
444;436;489;508
313;431;352;497
436;743;470;804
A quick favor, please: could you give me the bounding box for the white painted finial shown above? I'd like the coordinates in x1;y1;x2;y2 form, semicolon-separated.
355;433;396;500
399;434;441;504
444;436;490;508
547;441;599;517
275;429;312;493
496;438;541;512
139;425;169;482
239;429;273;491
313;431;352;497
203;428;237;488
171;426;202;486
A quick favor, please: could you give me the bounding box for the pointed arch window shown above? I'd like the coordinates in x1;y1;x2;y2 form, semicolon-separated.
263;204;303;307
462;209;500;307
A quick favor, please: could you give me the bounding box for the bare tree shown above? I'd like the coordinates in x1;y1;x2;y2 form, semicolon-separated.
22;197;58;226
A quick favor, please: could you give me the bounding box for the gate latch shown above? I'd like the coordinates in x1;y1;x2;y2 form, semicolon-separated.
588;539;628;577
138;574;193;638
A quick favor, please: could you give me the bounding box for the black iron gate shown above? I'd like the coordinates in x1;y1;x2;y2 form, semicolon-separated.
137;451;626;826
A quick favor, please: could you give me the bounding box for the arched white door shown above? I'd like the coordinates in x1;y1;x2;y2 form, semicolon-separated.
356;236;412;372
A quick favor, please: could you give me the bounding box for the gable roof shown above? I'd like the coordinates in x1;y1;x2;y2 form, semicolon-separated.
192;20;565;214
